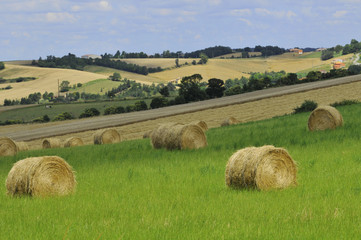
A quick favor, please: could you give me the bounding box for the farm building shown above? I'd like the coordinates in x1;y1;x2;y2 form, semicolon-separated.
290;48;303;54
81;54;101;59
333;62;346;69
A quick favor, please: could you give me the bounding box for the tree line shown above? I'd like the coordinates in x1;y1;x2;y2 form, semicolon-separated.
32;53;163;75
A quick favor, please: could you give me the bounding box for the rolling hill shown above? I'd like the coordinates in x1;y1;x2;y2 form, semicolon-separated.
0;52;355;103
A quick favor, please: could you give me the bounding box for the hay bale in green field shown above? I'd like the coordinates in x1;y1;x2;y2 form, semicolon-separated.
0;137;18;157
221;117;239;127
151;123;207;150
64;137;84;147
308;105;343;131
42;138;62;149
6;156;76;197
93;128;121;144
225;145;297;190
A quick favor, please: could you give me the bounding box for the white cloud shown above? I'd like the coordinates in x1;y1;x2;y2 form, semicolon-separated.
239;18;252;26
98;1;112;11
255;8;296;19
333;10;347;18
153;8;173;16
231;9;252;16
45;12;77;23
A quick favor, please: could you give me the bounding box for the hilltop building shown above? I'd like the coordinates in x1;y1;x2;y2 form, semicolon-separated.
290;48;303;54
81;54;101;59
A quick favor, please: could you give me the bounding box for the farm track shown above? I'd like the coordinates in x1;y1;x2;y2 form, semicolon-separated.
1;74;361;149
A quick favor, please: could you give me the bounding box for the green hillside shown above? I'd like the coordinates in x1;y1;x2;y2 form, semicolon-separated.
1;103;361;239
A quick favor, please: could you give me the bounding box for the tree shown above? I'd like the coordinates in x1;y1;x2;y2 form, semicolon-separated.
175;58;180;67
178;74;206;102
0;62;4;70
150;97;168;109
206;78;225;98
321;50;334;61
335;45;343;53
110;72;121;81
159;86;169;97
60;81;70;92
79;108;100;118
199;53;208;64
114;50;121;58
134;100;148;111
348;65;361;75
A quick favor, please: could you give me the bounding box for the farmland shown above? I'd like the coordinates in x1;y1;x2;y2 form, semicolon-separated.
1;103;361;239
0;52;356;104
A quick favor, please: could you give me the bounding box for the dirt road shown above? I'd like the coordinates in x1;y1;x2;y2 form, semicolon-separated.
1;74;361;149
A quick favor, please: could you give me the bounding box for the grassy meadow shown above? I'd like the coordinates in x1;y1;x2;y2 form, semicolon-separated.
0;99;153;122
1;103;361;239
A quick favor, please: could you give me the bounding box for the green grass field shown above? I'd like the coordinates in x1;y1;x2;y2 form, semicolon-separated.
1;103;361;239
0;99;152;122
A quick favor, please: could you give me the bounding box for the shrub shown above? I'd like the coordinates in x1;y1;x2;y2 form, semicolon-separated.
331;99;359;107
134;100;148;111
79;108;100;118
53;112;74;121
150;97;168;109
293;100;318;114
32;115;50;123
348;65;361;75
104;106;116;115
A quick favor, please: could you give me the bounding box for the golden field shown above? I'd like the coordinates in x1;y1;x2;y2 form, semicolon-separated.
0;52;355;102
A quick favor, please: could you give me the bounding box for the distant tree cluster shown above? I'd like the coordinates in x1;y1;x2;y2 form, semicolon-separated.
33;53;163;75
0;62;5;70
254;45;286;57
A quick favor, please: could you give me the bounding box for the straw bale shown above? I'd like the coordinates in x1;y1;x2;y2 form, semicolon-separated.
225;145;297;190
308;106;343;131
93;128;121;144
221;117;239;127
16;142;29;151
6;156;76;197
151;123;207;150
191;120;208;132
0;137;18;157
64;137;84;147
42;138;62;149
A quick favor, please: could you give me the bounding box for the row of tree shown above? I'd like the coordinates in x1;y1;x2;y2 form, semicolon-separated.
321;39;361;60
33;53;163;75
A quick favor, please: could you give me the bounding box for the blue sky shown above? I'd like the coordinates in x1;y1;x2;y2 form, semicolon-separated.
1;0;361;60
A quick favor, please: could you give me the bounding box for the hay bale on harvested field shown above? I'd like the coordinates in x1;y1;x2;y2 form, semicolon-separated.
16;142;29;151
191;120;208;132
143;130;153;139
94;128;121;144
42;138;62;149
221;117;239;127
0;137;18;157
308;106;343;131
64;137;84;147
225;145;297;190
151;123;207;150
6;156;76;197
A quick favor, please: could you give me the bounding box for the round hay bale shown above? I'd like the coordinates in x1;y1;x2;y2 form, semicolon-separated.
93;128;121;145
64;137;84;147
0;137;18;157
16;142;29;151
221;117;239;127
143;130;153;139
6;156;76;197
42;138;62;149
225;145;297;190
191;120;208;132
308;106;343;131
151;123;207;150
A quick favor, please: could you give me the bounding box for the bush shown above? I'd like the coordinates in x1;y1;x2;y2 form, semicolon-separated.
53;112;74;121
104;106;117;115
348;65;361;75
331;99;359;107
79;108;100;118
150;97;168;109
293;100;318;114
134;100;148;111
32;115;50;123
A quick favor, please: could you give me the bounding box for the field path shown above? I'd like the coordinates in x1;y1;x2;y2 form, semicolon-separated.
2;74;361;146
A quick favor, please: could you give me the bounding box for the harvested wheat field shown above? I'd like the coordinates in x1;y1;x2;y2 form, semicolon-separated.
2;80;361;150
0;63;106;103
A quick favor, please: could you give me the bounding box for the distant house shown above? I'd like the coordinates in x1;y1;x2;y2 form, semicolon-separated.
333;62;346;69
290;48;303;54
81;54;101;59
316;48;327;52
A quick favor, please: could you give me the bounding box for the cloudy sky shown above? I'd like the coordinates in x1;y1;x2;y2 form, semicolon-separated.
1;0;361;60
